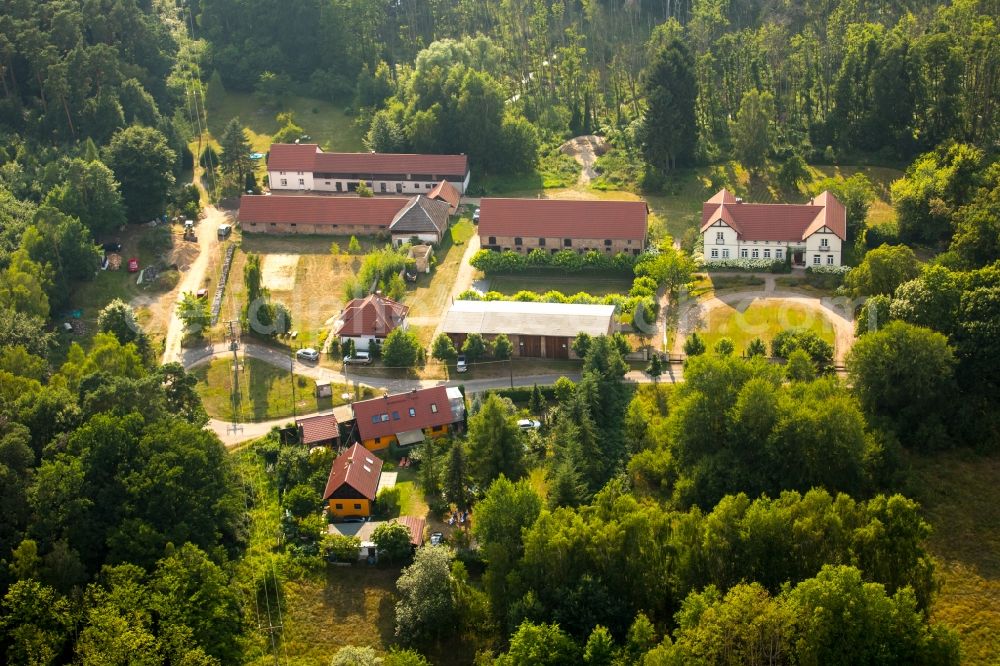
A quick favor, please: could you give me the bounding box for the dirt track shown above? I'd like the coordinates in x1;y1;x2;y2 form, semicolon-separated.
560;135;609;186
161;207;229;364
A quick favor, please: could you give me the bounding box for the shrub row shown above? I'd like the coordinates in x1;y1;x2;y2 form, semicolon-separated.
701;258;792;273
456;288;657;325
470;248;638;274
491;385;559;404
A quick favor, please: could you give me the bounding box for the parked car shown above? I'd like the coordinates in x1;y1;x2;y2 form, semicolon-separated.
344;351;372;365
217;224;232;239
472;207;480;223
430;532;444;546
456;354;467;373
296;348;320;363
518;419;541;431
404;268;418;282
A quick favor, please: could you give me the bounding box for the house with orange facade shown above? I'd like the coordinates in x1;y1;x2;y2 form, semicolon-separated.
322;443;383;519
350;386;466;451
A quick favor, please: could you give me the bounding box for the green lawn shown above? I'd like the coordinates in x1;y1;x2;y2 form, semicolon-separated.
193;356;357;421
907;450;1000;665
697;300;836;353
403;217;475;318
207;91;365;155
487;271;634;297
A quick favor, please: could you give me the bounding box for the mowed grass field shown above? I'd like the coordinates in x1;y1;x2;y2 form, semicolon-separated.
404;217;475;318
192;356;358;421
907;450;1000;664
487;272;634;297
697;300;836;353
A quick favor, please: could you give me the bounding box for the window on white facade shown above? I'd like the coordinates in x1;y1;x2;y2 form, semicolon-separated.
741;248;748;258
752;248;759;258
716;231;724;244
722;249;730;258
827;255;834;265
820;238;829;248
813;255;821;265
280;179;287;186
776;249;783;259
764;249;771;258
711;249;719;258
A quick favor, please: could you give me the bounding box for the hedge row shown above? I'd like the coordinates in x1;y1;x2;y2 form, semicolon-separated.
491;385;559;404
470;248;638;274
701;258;792;273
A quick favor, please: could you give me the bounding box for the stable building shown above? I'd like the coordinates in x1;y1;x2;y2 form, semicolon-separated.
441;300;616;359
323;443;383;519
478;198;649;256
238;194;408;235
267;143;470;194
351;386;466;452
701;189;847;267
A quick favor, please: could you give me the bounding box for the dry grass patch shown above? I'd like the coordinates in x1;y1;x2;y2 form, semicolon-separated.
698;300;836;353
907;450;1000;665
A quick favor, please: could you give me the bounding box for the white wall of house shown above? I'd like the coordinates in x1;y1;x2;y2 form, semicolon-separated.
805;230;842;266
341;334;380;352
703;222;843;266
392;232;440;247
267;172;468;195
268;170;313;190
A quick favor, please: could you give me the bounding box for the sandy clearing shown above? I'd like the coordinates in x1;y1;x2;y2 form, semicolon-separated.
261;253;300;292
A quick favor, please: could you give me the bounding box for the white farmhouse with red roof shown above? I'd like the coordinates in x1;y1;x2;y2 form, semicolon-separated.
266;143;470;194
700;189;847;267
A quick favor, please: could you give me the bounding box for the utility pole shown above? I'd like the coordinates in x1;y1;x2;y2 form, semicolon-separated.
225;320;243;435
290;346;297;421
509;356;514;389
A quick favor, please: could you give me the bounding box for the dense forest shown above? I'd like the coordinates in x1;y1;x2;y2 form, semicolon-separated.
0;0;998;664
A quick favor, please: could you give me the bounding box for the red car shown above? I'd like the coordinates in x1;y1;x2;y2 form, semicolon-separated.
127;258;139;273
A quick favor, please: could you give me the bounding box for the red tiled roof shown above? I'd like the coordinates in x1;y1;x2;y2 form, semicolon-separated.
699;189;846;241
297;412;339;445
427;180;461;213
478;198;648;241
334;293;409;338
323;443;383;501
266;143;321;171
267;144;469;177
239;195;408;227
393;516;426;546
353;386;456;442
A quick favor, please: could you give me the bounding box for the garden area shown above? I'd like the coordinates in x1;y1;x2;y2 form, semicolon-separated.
695;300;837;353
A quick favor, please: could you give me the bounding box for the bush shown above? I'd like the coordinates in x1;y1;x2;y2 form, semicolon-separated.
771;328;834;370
470;248;636;274
492;385;558;404
701;258;791;273
805;264;850;289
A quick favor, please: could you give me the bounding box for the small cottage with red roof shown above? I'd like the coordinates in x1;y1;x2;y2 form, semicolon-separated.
296;412;339;447
333;293;409;352
701;189;847;267
323;443;383;519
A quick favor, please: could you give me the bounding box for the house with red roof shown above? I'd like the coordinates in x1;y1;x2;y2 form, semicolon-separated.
333;293;409;352
427;179;461;214
701;189;847;267
323;443;383;519
296;412;339;447
351;386;466;451
266;143;470;195
478;198;648;256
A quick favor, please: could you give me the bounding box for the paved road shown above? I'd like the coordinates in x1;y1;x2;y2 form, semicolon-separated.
185;341;679;446
162;207;229;364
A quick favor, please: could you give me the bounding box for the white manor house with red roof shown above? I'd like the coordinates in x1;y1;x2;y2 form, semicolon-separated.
700;189;847;267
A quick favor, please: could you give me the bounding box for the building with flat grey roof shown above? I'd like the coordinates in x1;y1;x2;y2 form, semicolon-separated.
441;300;616;359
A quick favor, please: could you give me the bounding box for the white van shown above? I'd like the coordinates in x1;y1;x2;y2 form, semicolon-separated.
344;351;372;365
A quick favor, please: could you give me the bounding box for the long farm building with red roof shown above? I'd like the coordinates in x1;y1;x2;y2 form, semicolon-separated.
477;198;649;256
266;143;470;195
